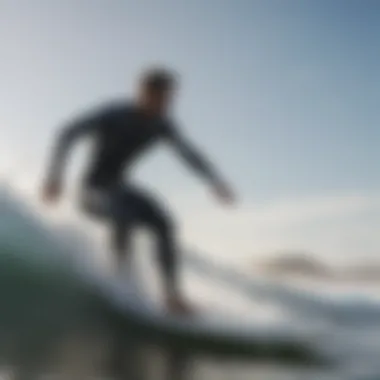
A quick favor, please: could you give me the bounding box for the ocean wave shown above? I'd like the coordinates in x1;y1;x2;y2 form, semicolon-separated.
0;185;324;379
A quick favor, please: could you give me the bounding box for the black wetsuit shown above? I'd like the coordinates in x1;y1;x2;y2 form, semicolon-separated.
47;100;218;294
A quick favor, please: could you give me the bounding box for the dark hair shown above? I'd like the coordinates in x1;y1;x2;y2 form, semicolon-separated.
141;67;177;91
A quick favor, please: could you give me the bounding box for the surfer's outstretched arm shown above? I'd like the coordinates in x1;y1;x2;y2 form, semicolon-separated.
43;108;106;202
165;125;235;203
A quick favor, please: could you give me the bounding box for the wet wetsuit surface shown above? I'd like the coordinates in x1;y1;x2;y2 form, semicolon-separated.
47;100;218;294
48;100;216;188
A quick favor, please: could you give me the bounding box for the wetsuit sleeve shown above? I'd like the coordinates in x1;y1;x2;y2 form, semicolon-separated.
45;107;108;184
164;122;220;185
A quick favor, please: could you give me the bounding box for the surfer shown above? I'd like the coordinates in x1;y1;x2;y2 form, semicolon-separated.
41;67;235;315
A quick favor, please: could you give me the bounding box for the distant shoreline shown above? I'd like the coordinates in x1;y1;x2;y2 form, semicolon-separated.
256;252;380;284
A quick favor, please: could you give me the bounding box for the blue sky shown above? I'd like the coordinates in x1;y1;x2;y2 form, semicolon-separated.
1;0;379;262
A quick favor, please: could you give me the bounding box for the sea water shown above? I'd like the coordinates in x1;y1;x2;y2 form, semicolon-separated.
1;186;380;380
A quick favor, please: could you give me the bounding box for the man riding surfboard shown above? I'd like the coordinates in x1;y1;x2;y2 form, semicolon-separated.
41;67;236;315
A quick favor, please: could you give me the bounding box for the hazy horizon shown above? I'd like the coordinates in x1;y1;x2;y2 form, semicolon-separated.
1;0;379;263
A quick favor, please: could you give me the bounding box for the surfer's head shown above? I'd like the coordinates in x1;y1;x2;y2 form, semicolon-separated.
137;66;177;116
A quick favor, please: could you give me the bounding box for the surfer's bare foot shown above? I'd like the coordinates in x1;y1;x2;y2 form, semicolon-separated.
166;295;194;316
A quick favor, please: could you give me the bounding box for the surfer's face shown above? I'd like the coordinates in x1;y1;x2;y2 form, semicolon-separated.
139;84;175;116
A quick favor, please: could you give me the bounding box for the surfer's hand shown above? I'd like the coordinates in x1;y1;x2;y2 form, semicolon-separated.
166;294;194;316
212;181;236;205
41;180;62;205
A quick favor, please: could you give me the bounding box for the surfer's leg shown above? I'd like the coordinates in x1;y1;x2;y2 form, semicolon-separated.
152;213;177;293
79;186;135;274
123;187;179;296
109;219;133;275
